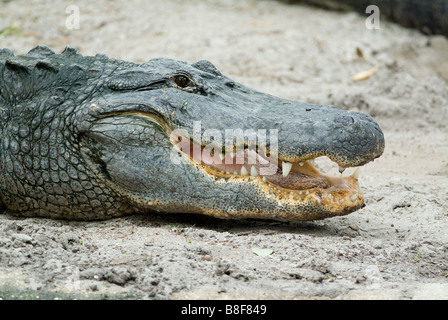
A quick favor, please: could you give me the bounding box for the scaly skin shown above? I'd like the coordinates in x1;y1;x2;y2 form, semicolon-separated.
0;46;384;221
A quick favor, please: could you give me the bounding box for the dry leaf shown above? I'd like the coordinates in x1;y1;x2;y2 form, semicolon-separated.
352;64;381;81
252;247;274;256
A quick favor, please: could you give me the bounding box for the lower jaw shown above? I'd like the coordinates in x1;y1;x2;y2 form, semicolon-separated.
201;161;363;215
172;143;364;216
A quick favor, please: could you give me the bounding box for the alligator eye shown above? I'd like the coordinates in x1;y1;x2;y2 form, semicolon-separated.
174;75;192;88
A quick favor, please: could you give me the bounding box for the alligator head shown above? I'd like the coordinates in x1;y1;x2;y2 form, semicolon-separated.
0;46;384;221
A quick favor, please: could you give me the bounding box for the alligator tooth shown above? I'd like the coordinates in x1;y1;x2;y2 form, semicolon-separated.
233;171;238;175
351;168;360;179
257;154;270;165
282;161;292;177
299;161;304;166
350;194;358;201
338;166;346;174
308;159;315;164
262;176;267;182
250;166;258;177
240;166;248;175
327;193;333;201
338;199;344;204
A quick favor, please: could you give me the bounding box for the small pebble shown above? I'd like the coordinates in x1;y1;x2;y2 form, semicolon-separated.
203;254;212;261
90;284;98;291
372;239;383;249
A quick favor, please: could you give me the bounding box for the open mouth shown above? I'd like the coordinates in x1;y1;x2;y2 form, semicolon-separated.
171;133;364;213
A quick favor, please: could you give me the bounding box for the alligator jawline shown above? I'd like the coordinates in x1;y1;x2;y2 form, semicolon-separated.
171;135;364;210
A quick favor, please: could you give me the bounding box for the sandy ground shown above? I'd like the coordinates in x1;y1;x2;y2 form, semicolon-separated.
0;0;447;300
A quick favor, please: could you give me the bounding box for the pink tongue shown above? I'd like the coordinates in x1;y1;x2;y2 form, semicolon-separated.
174;137;276;174
201;148;275;174
173;136;326;189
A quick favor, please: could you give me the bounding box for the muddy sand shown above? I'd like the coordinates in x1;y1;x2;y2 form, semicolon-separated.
0;0;447;300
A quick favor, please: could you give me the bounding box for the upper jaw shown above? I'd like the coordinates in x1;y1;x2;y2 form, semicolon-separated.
173;109;385;169
95;84;384;171
165;86;385;168
95;90;384;181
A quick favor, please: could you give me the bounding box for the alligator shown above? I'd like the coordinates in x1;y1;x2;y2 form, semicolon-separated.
0;46;384;221
281;0;448;36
